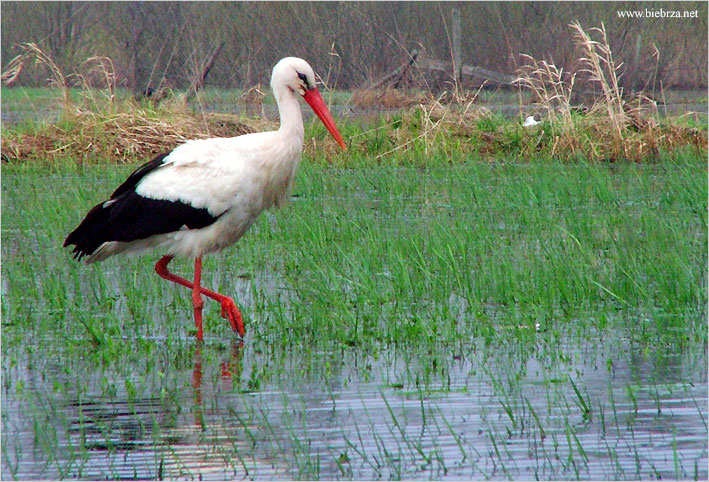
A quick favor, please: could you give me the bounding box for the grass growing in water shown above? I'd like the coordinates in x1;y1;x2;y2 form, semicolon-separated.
1;42;706;473
2;153;707;479
2;154;705;349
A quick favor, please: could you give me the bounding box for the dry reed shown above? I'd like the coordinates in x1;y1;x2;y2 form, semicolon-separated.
1;44;268;163
512;22;706;161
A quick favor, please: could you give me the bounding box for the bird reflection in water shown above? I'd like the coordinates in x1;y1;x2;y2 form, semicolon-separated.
192;340;244;428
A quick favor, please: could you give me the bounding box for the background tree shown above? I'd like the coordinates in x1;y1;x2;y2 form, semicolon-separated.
2;1;706;91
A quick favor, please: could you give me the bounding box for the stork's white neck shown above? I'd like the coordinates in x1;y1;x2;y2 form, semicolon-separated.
274;86;304;141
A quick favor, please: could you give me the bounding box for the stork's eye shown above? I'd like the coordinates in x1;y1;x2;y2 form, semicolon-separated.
297;72;309;86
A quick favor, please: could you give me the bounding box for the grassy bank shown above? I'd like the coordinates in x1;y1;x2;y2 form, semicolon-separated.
2;26;706;166
2;86;706;167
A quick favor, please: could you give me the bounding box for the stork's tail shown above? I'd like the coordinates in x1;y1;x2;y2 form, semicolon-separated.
63;200;116;263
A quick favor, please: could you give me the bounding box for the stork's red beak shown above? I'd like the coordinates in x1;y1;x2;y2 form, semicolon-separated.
303;88;347;150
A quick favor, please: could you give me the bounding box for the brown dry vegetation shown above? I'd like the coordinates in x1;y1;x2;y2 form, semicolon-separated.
1;45;269;163
339;22;706;164
1;108;262;164
379;102;705;163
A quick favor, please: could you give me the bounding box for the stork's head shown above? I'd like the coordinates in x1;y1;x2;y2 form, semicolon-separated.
271;57;346;150
272;57;317;96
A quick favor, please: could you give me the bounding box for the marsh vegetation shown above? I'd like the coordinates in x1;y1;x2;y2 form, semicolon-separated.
2;157;707;479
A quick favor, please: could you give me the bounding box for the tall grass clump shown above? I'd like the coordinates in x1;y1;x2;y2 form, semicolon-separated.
572;22;626;144
511;22;706;162
514;55;575;131
1;43;266;164
2;43;72;108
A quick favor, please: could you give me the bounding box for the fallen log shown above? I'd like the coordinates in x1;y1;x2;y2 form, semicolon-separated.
416;58;515;85
371;50;419;89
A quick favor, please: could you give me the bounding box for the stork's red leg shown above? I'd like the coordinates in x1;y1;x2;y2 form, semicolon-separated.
154;255;245;338
192;257;205;341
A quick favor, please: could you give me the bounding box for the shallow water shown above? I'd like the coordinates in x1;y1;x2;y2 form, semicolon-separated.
3;323;707;480
2;100;706;127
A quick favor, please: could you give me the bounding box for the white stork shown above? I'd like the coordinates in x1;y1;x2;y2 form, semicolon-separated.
64;57;346;341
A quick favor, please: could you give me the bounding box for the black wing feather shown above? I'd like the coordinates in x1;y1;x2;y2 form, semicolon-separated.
64;152;222;261
110;152;171;199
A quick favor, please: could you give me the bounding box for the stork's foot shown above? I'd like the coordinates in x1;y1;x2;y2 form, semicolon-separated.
219;297;245;338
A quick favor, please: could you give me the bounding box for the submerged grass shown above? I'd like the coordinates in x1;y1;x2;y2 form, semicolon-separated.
3;159;704;474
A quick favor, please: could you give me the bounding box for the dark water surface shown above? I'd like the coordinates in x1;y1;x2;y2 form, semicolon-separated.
3;324;706;480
